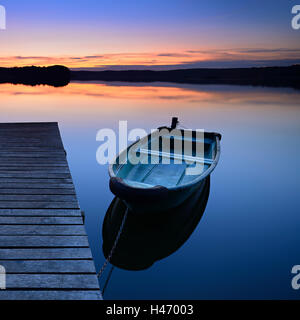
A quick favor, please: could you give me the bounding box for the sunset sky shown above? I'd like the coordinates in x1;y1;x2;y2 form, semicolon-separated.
0;0;300;69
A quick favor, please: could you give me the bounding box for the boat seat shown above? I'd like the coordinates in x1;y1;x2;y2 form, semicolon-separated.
138;148;214;165
123;179;154;189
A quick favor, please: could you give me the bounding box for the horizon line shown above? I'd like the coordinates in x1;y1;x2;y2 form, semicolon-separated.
1;62;300;72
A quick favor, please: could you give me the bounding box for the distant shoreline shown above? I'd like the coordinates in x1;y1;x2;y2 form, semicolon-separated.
0;65;299;89
71;65;300;89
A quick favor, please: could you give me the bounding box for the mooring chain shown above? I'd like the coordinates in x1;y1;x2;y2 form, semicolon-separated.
97;207;129;279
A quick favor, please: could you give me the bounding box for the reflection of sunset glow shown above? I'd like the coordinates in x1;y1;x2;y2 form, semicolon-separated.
0;82;213;102
0;82;299;106
0;82;299;134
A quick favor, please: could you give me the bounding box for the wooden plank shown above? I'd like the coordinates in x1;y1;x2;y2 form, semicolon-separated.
0;183;75;189
0;136;59;141
0;140;61;143
0;129;60;135
0;135;62;141
4;274;99;289
0;178;73;184
0;209;81;216
0;248;93;260
0;147;65;157
0;147;65;152
0;167;69;172
0;134;55;138
0;202;79;209
0;137;58;141
0;122;58;127
0;139;61;142
0;130;58;134
0;172;71;178
0;123;58;129
0;152;66;157
0;189;76;195
0;129;60;134
0;144;63;149
0;194;77;201
0;136;62;142
0;260;96;273
0;134;61;139
0;159;67;165
0;137;46;141
0;216;83;224
0;134;60;139
0;225;86;235
0;164;68;169
0;291;101;300
0;235;89;247
0;163;68;168
0;128;58;132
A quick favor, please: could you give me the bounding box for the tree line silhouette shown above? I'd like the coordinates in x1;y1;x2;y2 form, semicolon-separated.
0;64;299;89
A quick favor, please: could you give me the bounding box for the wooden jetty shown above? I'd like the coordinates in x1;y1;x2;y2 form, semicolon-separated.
0;122;102;300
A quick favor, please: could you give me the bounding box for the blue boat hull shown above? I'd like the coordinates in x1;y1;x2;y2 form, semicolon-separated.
109;175;207;214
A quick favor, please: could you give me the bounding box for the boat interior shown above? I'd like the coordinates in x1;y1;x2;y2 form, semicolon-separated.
113;130;217;189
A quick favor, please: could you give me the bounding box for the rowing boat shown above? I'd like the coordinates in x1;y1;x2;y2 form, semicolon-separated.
109;118;221;213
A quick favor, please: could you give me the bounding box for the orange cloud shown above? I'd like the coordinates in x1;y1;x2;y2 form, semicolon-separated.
0;48;299;69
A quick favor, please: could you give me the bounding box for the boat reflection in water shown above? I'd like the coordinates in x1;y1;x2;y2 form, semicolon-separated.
102;176;210;271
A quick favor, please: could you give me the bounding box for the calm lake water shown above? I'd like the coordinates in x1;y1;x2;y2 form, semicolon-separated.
1;81;300;299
